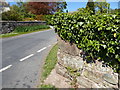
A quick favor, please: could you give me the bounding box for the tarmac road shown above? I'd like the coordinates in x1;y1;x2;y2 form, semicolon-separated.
1;29;57;88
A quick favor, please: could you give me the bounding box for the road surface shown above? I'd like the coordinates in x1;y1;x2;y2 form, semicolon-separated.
0;29;57;88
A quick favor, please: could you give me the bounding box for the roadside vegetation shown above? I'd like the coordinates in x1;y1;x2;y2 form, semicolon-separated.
2;1;67;21
40;84;56;89
47;1;120;72
41;44;58;81
39;44;58;88
0;25;50;38
14;25;50;32
1;1;67;38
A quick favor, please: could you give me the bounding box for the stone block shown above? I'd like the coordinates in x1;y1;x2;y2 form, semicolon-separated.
55;64;66;76
57;36;81;56
82;69;103;84
102;80;118;88
102;74;118;85
62;55;84;70
55;64;72;80
76;77;92;88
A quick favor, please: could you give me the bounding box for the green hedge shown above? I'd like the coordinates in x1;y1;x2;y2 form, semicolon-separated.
14;25;50;32
48;9;120;72
45;15;53;25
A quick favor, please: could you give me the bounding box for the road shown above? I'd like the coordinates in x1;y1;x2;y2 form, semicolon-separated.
0;29;57;88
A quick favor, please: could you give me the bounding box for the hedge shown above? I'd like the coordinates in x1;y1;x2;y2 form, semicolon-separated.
48;8;120;72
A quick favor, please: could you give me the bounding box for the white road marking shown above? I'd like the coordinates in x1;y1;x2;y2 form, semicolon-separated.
20;54;34;62
0;65;12;73
37;47;47;53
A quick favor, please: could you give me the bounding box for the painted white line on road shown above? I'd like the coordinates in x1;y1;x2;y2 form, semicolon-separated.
37;47;47;53
0;65;12;73
20;54;34;62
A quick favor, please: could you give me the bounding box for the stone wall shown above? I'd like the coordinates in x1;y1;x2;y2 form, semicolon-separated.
0;21;46;34
56;36;119;88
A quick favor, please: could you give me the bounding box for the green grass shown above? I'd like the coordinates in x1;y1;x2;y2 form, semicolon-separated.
14;25;50;32
41;44;58;82
0;25;50;38
40;84;56;89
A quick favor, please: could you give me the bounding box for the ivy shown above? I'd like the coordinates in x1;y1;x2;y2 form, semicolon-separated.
47;8;120;72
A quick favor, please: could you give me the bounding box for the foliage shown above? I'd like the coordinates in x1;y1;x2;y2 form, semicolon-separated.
18;2;36;19
23;18;35;21
35;15;46;21
14;25;50;32
26;1;67;15
45;15;53;24
0;33;19;38
40;84;56;89
86;0;95;14
95;0;110;14
49;9;120;72
2;2;36;21
109;9;120;15
2;10;23;21
41;44;58;81
1;26;50;38
66;66;80;88
2;1;67;21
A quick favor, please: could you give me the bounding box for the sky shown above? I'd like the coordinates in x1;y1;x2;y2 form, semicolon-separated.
66;2;119;12
6;0;119;12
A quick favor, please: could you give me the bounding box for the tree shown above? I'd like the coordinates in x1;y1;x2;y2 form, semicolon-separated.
16;2;36;18
2;1;36;21
26;1;67;15
2;10;23;21
86;0;95;14
95;0;110;13
109;8;120;15
2;4;23;21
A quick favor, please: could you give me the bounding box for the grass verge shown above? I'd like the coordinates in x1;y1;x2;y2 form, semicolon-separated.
0;25;50;38
39;44;58;88
0;29;50;38
40;84;56;89
41;44;58;81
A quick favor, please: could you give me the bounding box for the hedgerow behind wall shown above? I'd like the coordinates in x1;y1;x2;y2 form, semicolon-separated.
48;9;120;72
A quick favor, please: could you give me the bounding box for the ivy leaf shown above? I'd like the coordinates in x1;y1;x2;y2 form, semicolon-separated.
78;22;84;26
102;45;107;49
106;27;112;30
114;33;116;38
115;54;119;59
98;27;102;31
